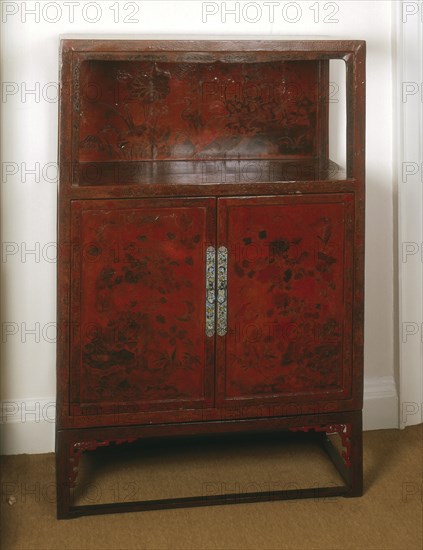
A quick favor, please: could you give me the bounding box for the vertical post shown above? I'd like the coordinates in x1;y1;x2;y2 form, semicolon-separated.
345;411;363;497
345;42;366;181
55;431;72;519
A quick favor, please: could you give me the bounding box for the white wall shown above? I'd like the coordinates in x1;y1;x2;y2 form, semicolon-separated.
396;1;423;428
0;0;397;454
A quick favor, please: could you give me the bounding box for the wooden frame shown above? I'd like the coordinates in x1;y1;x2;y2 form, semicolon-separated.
56;38;365;518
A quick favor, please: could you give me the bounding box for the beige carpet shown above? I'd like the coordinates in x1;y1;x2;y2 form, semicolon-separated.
1;425;422;550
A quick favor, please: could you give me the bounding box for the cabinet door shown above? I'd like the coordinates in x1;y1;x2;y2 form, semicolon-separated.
216;194;355;407
69;198;216;417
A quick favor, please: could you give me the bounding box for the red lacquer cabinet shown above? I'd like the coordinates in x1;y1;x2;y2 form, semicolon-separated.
56;38;365;518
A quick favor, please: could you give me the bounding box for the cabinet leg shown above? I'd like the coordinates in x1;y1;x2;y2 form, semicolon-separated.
55;431;72;519
56;432;139;518
291;412;363;498
55;414;363;517
344;411;363;497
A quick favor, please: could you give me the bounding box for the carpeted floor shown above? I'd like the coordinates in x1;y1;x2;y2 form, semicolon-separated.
1;425;422;550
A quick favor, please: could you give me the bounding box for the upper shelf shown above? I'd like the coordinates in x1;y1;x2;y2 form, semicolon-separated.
59;39;365;186
76;57;328;164
72;158;345;186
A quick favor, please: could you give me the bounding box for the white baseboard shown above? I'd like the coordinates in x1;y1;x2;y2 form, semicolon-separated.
363;375;399;431
0;377;399;455
0;398;56;455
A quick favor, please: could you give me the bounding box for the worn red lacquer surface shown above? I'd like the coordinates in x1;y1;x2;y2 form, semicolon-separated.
56;40;366;517
70;198;216;414
217;194;354;403
78;60;324;161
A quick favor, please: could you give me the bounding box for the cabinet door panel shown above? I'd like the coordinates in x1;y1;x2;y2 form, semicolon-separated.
217;194;354;406
70;198;215;416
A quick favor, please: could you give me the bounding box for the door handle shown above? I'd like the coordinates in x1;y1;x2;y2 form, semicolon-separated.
205;246;216;337
217;246;228;337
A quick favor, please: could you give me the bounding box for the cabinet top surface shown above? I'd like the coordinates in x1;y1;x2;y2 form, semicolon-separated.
60;37;365;53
